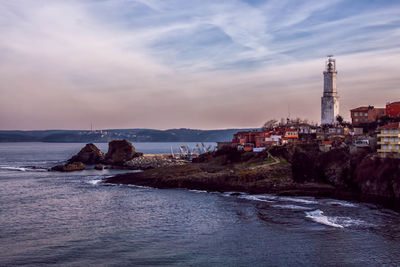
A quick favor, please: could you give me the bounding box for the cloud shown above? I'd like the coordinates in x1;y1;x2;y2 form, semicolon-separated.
0;0;399;129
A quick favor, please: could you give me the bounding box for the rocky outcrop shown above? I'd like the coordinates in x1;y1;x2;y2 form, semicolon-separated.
105;145;400;210
354;155;400;200
104;140;142;165
124;155;185;170
317;148;351;187
94;164;104;170
51;162;85;172
68;143;104;164
285;145;400;208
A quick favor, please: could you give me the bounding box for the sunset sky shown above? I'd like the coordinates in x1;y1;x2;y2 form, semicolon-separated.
1;0;400;130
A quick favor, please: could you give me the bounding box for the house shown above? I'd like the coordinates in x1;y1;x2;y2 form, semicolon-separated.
319;140;334;152
232;130;280;150
377;122;400;158
316;125;349;140
353;127;364;136
282;129;299;144
350;106;386;125
386;101;400;118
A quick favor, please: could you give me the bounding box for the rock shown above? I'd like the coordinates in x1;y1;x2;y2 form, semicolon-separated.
94;164;104;170
104;140;140;165
291;149;318;182
51;162;85;172
354;155;400;199
68;143;104;164
317;148;350;187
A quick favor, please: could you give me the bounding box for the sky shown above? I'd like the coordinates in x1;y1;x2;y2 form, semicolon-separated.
1;0;400;130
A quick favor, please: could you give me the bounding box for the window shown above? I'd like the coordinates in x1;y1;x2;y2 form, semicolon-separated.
354;112;358;116
364;113;368;116
355;119;358;122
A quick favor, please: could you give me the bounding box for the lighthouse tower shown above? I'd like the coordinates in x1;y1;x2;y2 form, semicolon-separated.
321;55;339;125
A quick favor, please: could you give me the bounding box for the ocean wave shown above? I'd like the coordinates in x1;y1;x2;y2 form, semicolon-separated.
278;196;318;205
0;166;48;172
338;217;373;228
0;166;27;172
305;209;344;228
222;192;245;197
272;204;313;211
189;189;208;194
237;195;275;203
326;200;358;208
87;179;102;185
125;184;153;190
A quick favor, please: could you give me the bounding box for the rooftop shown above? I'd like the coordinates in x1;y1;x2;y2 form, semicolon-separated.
387;101;400;106
379;122;400;129
350;106;369;112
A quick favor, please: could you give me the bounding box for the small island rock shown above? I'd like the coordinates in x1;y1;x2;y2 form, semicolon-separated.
68;143;104;164
94;164;104;170
104;140;141;165
51;162;85;172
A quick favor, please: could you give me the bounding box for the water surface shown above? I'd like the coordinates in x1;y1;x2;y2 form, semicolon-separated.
1;142;400;266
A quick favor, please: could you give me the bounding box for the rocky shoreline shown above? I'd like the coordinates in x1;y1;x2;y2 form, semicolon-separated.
50;140;400;211
104;144;400;211
50;140;183;171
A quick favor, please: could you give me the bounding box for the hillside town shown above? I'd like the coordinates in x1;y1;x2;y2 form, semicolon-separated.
219;56;400;159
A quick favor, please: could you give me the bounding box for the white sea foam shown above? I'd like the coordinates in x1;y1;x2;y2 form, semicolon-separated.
279;196;318;205
88;179;102;185
237;195;275;203
126;184;152;190
0;166;27;172
305;210;344;228
326;200;358;208
222;192;244;197
272;204;313;211
189;189;208;194
338;217;372;227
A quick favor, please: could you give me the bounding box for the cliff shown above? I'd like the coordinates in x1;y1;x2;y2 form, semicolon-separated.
106;145;400;210
270;145;400;210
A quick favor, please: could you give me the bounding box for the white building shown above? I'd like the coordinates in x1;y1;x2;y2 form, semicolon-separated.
377;122;400;158
321;56;339;125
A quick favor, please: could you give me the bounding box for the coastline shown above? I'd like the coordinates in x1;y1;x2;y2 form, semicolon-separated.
104;145;400;211
104;167;399;211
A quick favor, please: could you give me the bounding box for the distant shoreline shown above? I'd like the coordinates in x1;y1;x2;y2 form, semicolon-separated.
0;128;252;143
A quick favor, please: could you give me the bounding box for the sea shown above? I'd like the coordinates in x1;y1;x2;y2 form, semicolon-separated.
1;142;400;266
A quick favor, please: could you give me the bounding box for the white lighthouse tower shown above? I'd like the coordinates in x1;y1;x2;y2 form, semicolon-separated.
321;55;339;125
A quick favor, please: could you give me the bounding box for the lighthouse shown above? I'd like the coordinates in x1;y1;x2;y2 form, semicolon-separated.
321;55;339;125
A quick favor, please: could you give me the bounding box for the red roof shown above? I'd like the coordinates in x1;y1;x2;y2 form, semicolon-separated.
387;101;400;106
350;106;369;112
322;140;334;145
379;122;400;129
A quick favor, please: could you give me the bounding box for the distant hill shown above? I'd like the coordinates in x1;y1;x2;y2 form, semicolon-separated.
0;128;255;143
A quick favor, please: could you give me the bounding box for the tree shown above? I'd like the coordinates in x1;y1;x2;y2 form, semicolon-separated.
336;115;344;125
261;119;278;131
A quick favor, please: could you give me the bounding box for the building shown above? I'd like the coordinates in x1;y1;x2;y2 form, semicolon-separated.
350;106;386;125
377;122;400;158
386;101;400;118
317;125;349;140
232;130;275;149
321;56;339;125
